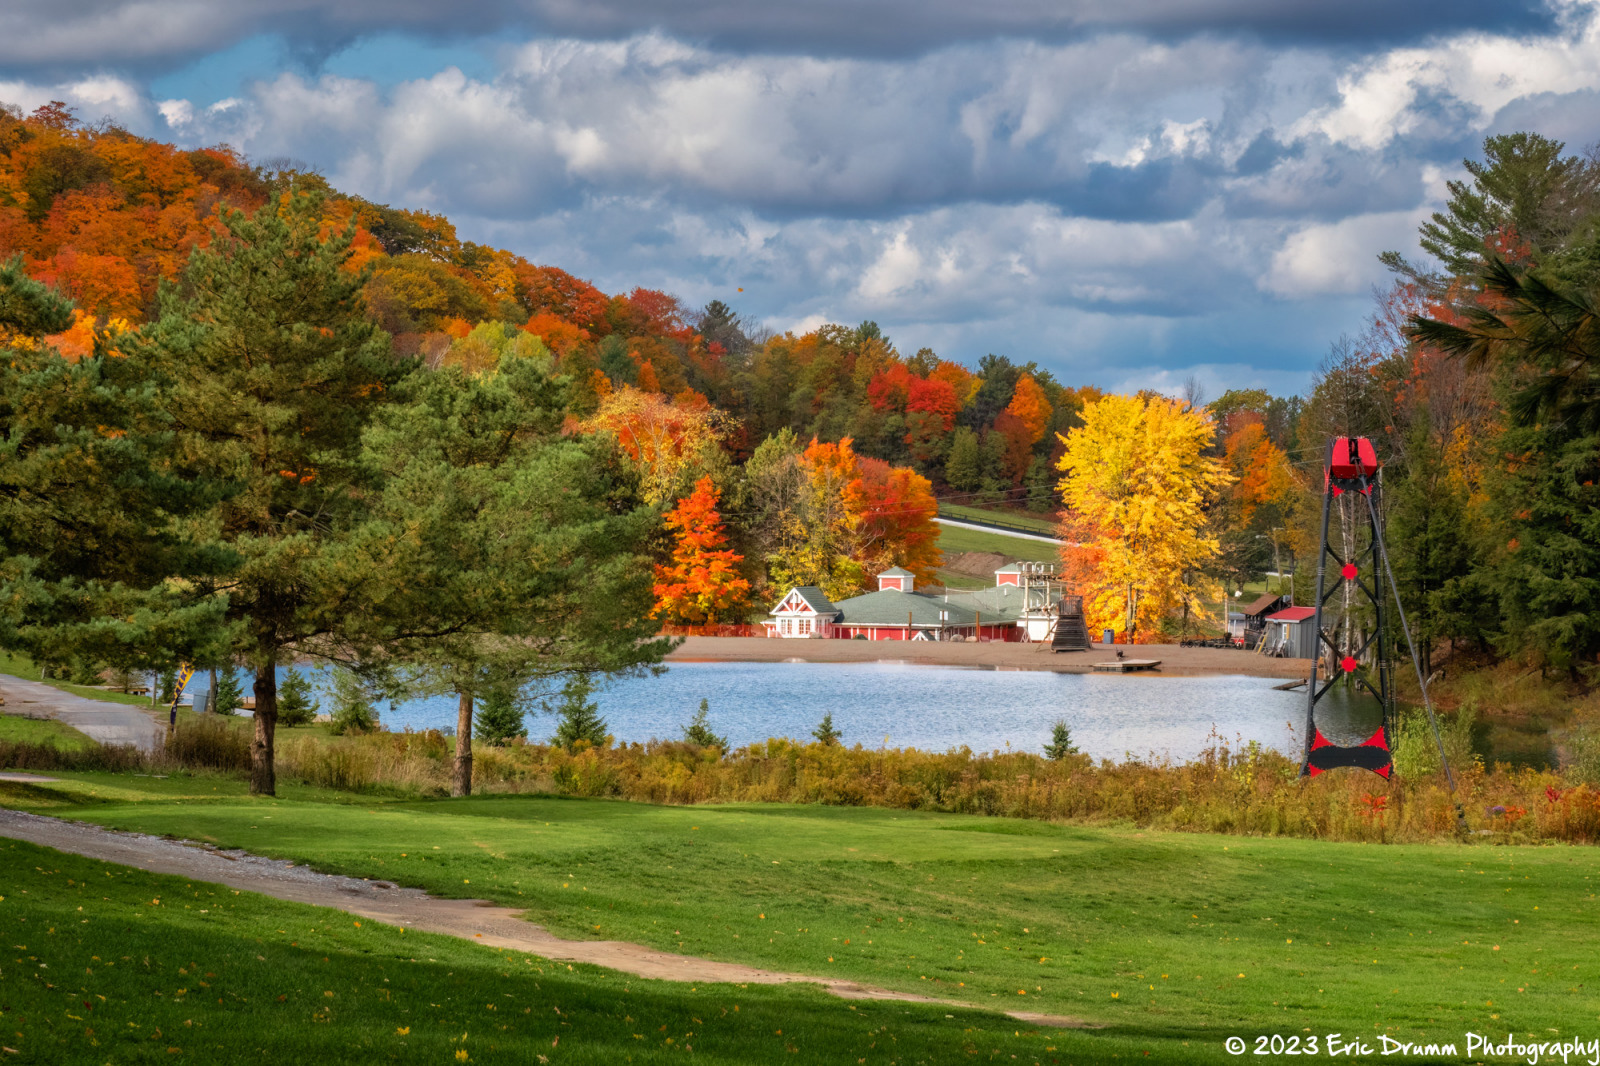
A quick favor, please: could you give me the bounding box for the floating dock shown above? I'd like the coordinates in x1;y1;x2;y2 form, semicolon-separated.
1092;658;1162;673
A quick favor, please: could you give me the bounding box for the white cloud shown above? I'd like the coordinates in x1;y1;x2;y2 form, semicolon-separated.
1264;209;1426;296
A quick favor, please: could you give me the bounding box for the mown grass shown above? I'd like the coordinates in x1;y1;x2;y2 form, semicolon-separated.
938;504;1059;535
0;714;95;751
4;774;1596;1062
0;836;1089;1066
935;523;1059;562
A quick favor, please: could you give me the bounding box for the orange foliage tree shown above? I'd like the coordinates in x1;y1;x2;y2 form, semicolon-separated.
849;458;943;584
994;373;1052;484
653;477;751;624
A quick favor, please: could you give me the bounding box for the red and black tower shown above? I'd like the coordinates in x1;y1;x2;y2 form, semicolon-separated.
1301;436;1396;779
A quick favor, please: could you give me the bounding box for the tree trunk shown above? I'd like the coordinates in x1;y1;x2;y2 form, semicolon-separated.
453;688;473;797
250;665;278;797
207;667;218;715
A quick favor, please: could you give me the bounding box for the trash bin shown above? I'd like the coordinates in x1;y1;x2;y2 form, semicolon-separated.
1102;629;1114;645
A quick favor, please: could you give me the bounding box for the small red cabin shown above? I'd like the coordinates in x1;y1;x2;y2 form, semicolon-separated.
1328;436;1378;480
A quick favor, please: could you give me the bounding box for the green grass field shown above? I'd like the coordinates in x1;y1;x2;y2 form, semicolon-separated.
0;713;95;750
938;504;1058;535
935;523;1059;562
0;835;1061;1065
4;773;1596;1063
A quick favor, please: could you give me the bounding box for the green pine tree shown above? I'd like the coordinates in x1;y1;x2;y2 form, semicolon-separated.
812;713;843;746
551;675;608;750
277;667;319;727
329;668;380;736
360;353;669;795
682;698;728;750
0;256;224;680
129;188;411;794
212;667;245;716
475;682;527;747
1043;719;1079;760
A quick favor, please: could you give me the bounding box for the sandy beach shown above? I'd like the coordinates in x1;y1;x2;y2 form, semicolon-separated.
666;636;1312;679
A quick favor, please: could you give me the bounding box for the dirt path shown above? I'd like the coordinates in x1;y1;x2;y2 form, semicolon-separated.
0;804;1094;1028
669;635;1311;678
0;675;160;751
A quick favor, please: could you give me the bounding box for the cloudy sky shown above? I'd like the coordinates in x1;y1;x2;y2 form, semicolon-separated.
4;1;1599;395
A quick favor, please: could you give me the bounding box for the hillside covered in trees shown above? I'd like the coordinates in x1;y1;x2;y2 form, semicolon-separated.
7;98;1600;682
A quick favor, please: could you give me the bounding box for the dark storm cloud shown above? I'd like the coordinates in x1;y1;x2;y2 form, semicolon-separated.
0;0;1565;76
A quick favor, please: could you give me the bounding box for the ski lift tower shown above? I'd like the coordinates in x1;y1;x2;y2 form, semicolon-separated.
1301;436;1396;779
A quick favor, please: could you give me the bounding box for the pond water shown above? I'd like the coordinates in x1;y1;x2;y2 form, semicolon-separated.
186;661;1388;765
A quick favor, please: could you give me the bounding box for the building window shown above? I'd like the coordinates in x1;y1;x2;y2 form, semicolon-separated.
798;618;811;636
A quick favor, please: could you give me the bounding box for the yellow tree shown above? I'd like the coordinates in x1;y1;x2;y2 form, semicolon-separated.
1056;394;1231;640
579;385;731;506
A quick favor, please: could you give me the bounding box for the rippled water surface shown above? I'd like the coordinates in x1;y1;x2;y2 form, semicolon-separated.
191;661;1387;763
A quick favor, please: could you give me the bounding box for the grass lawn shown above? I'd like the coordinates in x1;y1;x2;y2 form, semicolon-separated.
0;836;1062;1065
5;774;1597;1062
936;524;1059;562
0;713;96;751
938;504;1058;536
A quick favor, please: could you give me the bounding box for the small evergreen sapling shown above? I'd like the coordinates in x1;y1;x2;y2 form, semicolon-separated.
212;668;245;716
329;668;380;735
1043;719;1079;760
682;698;728;750
277;667;318;726
551;674;608;750
812;713;843;746
476;682;527;747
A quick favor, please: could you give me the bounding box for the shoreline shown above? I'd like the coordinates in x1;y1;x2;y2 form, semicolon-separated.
664;636;1312;679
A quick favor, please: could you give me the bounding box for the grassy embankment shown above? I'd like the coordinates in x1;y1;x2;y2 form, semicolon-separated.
3;775;1597;1064
933;521;1058;593
0;714;95;751
937;503;1059;536
0;652;155;709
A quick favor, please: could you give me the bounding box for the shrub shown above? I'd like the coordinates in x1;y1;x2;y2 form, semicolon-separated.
165;715;250;770
277;667;319;727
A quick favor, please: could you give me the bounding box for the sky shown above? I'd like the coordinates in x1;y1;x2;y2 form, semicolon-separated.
4;1;1600;397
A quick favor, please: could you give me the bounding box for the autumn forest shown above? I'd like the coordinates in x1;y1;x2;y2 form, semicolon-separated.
3;100;1599;676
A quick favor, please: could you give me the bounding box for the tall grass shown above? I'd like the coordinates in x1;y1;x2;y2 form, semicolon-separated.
8;715;1600;845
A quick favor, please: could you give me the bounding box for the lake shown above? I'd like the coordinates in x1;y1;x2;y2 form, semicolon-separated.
186;661;1385;764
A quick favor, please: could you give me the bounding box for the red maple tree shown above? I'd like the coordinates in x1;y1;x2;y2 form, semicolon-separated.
652;477;751;624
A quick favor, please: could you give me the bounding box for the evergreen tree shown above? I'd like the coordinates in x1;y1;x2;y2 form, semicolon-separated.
682;698;728;750
1043;719;1079;760
361;354;668;795
475;682;527;746
129;189;411;795
212;667;245;716
812;713;842;746
0;257;224;675
551;674;608;750
1410;134;1597;277
277;667;319;727
328;667;380;735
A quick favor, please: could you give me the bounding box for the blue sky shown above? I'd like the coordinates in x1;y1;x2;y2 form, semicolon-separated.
3;0;1598;396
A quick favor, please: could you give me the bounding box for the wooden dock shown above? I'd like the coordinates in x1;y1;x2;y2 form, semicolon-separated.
1092;658;1162;673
